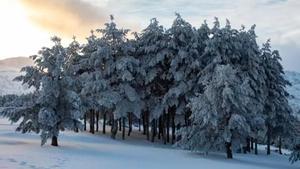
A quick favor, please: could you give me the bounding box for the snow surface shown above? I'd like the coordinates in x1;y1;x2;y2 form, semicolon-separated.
0;118;299;169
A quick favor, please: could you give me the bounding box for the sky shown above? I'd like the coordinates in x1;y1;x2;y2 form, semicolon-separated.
0;0;299;72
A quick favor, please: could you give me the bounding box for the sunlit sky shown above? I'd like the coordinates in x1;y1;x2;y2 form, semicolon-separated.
0;0;299;71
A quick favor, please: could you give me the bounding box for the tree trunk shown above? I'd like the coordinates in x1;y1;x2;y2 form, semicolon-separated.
151;119;156;142
251;137;254;150
171;112;176;144
184;113;188;126
84;114;87;131
51;136;58;146
146;111;150;141
96;112;99;132
103;112;106;134
128;113;132;136
111;119;118;139
267;126;271;155
142;113;146;135
138;119;141;132
119;118;122;131
279;136;282;155
255;138;258;155
122;117;126;140
158;117;162;140
90;110;95;134
225;142;233;159
167;113;170;143
162;113;166;145
246;137;251;153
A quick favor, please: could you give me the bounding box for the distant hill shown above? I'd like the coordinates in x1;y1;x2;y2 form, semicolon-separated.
0;57;33;72
0;57;34;95
285;71;300;117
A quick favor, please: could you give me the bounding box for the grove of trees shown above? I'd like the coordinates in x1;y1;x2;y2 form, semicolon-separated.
0;14;298;160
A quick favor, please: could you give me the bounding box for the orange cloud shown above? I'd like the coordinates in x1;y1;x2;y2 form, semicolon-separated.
21;0;108;40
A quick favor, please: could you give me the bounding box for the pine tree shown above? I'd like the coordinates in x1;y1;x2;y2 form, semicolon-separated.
96;15;142;139
261;40;293;155
177;19;266;158
2;37;83;146
136;18;171;142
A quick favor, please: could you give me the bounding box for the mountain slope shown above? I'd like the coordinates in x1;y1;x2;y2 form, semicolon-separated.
0;57;33;95
285;71;300;116
0;57;33;71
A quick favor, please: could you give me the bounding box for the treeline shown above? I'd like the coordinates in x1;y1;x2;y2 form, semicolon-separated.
0;14;299;160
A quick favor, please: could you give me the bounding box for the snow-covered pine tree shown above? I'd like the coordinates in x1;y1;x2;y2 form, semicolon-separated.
136;18;171;142
2;37;83;146
177;19;265;158
163;14;208;143
290;142;300;163
261;40;294;155
234;24;267;154
0;93;40;134
96;15;142;139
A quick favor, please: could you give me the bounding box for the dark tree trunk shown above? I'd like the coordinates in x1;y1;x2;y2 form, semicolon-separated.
255;138;258;155
166;112;170;143
158;117;162;140
142;113;146;135
111;119;118;139
146;111;150;141
225;142;233;159
109;113;113;126
138;119;141;132
51;136;58;146
119;118;122;131
279;136;282;155
151;119;157;142
84;114;87;131
267;126;271;155
96;112;99;132
246;137;251;153
128;113;132;136
176;123;181;142
171;112;176;144
90;110;95;134
162;113;166;145
103;112;106;134
251;137;254;150
184;113;188;126
122;117;126;140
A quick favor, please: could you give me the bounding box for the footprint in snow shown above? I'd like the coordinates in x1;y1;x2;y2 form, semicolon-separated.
49;164;61;168
19;161;27;166
8;158;17;163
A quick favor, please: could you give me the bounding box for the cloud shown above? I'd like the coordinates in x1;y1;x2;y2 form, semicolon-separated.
20;0;139;40
21;0;108;39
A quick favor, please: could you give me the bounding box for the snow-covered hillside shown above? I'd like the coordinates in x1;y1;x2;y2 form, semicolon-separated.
0;57;33;96
0;119;298;169
285;71;300;116
0;71;32;95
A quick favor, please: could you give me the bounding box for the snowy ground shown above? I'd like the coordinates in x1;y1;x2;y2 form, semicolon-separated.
0;118;299;169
